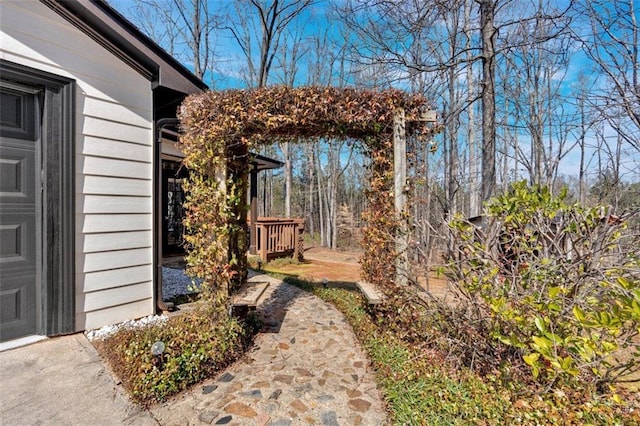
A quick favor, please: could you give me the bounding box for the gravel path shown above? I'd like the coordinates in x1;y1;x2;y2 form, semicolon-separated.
149;274;387;425
162;267;201;300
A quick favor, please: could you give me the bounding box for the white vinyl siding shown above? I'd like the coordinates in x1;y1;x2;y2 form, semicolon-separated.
80;231;153;253
78;264;153;293
79;176;151;197
83;136;151;162
75;300;153;331
81;195;152;214
1;2;155;330
80;214;152;233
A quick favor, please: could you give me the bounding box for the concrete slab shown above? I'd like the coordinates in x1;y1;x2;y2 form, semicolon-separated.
356;281;384;305
232;281;270;306
0;333;156;425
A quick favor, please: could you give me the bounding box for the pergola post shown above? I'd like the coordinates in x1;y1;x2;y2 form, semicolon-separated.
394;109;409;286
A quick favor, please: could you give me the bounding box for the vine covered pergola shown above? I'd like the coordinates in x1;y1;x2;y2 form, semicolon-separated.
178;85;438;311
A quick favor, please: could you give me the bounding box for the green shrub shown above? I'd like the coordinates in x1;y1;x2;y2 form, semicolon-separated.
447;181;640;389
95;305;247;405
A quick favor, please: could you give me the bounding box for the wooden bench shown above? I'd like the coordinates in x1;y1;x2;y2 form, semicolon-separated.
230;281;269;318
356;281;384;305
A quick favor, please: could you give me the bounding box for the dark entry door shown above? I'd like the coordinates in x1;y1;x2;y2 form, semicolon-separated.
0;85;39;342
162;160;188;256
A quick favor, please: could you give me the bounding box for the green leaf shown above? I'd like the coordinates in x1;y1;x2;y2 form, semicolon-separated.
532;336;552;352
531;364;540;379
573;306;586;322
548;302;561;312
616;276;630;289
534;317;547;333
548;286;561;298
523;352;540;366
560;356;574;371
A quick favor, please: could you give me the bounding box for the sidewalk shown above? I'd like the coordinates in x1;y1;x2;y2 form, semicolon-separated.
0;275;386;425
0;333;154;425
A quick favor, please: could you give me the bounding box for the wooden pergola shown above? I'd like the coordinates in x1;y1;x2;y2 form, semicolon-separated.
178;86;439;295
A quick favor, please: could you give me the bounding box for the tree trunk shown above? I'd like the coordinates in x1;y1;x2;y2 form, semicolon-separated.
466;0;479;217
307;143;315;237
578;89;586;204
477;0;497;201
315;143;325;246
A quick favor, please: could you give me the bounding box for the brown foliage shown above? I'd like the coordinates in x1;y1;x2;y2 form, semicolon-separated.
179;86;433;147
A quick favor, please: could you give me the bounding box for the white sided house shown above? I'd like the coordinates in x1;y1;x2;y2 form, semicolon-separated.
0;0;207;344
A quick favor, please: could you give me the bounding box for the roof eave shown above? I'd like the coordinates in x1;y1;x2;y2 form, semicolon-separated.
40;0;208;95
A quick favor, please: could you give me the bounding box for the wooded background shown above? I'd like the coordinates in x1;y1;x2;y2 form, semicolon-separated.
114;0;639;263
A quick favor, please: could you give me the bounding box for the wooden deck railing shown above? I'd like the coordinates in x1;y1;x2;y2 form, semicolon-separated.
249;217;305;262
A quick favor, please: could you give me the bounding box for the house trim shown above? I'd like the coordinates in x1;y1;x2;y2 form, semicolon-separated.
39;0;208;94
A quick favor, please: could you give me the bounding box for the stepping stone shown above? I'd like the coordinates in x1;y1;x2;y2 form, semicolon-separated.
321;411;339;426
202;385;218;394
348;398;371;412
241;390;262;398
198;410;219;424
268;389;282;400
290;399;308;412
224;402;257;417
218;372;234;383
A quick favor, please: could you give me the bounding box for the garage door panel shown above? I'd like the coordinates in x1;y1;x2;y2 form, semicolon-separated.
0;143;36;202
0;88;36;140
0;274;36;340
0;215;36;269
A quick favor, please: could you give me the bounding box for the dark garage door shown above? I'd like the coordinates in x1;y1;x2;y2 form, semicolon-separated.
0;85;39;342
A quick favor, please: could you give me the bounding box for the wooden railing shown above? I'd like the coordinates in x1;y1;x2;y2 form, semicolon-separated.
249;217;305;262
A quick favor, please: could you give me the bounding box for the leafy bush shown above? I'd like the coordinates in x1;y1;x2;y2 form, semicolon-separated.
447;181;640;389
94;305;248;405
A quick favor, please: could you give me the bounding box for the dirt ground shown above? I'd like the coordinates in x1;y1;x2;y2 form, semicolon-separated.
263;246;363;283
263;246;453;300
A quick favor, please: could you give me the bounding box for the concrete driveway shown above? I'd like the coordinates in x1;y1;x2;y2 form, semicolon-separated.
0;334;156;425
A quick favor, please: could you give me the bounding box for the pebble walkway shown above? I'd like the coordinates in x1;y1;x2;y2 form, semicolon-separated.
149;274;387;425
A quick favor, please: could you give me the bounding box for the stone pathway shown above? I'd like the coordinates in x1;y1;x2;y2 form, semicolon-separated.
149;274;387;425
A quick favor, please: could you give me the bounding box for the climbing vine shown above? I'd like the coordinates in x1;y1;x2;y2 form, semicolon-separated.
178;86;437;310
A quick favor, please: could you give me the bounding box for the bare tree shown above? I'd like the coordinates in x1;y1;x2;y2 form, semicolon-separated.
505;1;575;189
123;0;220;83
476;0;498;201
574;73;592;204
574;0;640;153
274;27;310;217
465;0;481;216
226;0;315;88
335;0;574;203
